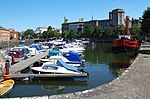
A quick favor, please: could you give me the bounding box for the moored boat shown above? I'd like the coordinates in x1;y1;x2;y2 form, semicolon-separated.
41;48;84;66
31;59;86;74
0;79;15;96
112;16;139;53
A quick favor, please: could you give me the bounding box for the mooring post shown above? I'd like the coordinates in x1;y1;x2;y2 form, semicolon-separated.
4;60;12;80
5;60;10;75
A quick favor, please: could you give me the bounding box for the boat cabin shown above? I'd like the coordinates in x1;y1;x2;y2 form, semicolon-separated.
7;50;24;63
118;35;131;39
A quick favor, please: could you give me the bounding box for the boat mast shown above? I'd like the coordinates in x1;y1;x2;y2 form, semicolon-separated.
125;16;130;35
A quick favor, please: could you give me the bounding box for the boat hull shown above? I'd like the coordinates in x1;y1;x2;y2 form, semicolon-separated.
112;37;139;53
0;79;15;96
32;69;63;74
112;46;138;53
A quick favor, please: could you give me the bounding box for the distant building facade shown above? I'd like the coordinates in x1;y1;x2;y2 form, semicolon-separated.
9;29;19;41
109;8;125;26
0;26;10;42
131;17;142;27
62;8;141;33
35;27;48;35
0;26;18;42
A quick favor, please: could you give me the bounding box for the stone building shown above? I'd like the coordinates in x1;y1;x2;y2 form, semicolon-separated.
61;8;127;33
131;17;142;27
35;27;48;36
9;29;19;41
0;26;10;42
109;8;125;27
0;26;18;42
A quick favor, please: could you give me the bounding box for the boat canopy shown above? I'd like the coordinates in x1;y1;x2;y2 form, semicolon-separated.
63;51;82;63
48;48;62;58
56;59;79;72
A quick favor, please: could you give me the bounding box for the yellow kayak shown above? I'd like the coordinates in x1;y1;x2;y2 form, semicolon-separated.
0;79;15;96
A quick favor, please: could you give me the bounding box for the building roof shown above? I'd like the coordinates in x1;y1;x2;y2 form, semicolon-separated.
112;8;125;13
0;26;9;31
62;19;110;25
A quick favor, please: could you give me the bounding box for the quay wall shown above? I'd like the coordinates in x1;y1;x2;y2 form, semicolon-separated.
17;52;150;99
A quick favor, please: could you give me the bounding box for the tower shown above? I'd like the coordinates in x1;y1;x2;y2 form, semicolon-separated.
109;8;125;26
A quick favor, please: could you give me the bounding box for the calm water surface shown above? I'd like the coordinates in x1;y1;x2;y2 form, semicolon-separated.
5;43;136;98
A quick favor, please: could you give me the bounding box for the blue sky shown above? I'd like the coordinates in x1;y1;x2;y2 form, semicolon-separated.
0;0;150;32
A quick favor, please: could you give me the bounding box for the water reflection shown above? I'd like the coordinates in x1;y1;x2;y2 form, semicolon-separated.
84;43;136;68
9;78;88;97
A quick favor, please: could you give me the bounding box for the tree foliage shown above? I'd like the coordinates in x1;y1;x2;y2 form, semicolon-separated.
41;26;61;39
141;7;150;37
129;26;141;35
83;23;94;37
115;25;125;35
62;30;69;39
105;26;114;36
68;29;77;39
92;26;103;38
42;31;51;39
23;29;38;39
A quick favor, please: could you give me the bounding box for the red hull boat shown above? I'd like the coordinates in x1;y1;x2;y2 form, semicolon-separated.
112;16;139;53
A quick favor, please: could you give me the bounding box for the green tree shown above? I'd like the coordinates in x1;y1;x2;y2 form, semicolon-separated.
92;26;103;38
48;26;52;31
115;25;125;35
82;23;94;37
105;26;114;36
68;29;77;39
47;30;55;37
24;29;38;39
18;32;23;40
54;31;61;37
129;26;141;35
62;30;69;39
41;26;61;39
42;31;50;39
141;7;150;37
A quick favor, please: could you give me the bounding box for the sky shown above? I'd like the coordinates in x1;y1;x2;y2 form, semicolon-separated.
0;0;150;32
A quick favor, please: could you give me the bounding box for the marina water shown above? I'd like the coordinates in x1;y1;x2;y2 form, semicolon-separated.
5;43;137;98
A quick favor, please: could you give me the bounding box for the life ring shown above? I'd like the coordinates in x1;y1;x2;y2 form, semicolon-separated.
4;74;12;80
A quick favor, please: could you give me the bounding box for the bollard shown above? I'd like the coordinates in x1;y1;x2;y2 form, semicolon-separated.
4;60;12;80
5;60;10;75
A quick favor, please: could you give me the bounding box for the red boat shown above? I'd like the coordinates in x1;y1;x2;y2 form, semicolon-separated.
112;16;139;53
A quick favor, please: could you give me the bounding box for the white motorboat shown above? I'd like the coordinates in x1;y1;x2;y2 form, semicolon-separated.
29;44;46;56
40;55;81;67
41;49;84;66
31;59;85;74
59;44;85;53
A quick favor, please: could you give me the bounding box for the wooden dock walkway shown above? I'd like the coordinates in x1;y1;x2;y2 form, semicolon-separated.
11;73;88;79
9;52;47;74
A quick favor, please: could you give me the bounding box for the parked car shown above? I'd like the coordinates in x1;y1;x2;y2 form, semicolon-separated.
11;46;31;60
7;50;24;63
11;46;31;59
